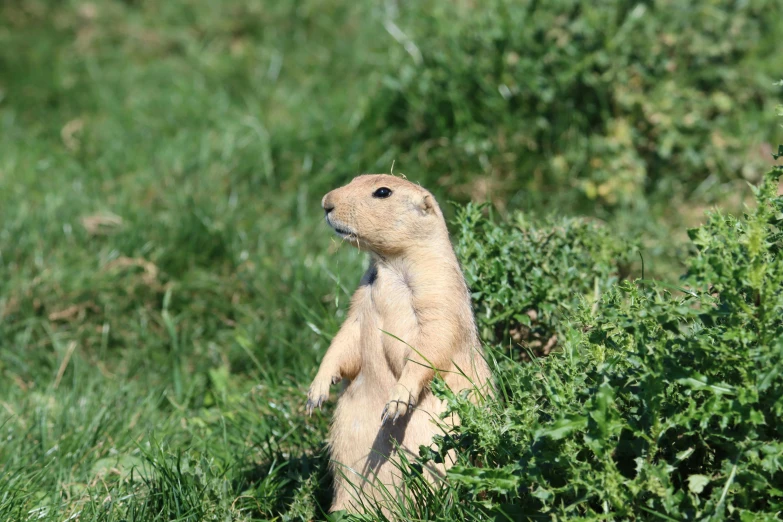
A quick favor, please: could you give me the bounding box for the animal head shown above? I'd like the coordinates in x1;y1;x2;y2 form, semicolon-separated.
321;174;447;256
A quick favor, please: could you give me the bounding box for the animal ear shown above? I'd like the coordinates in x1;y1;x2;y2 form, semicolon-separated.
418;194;435;215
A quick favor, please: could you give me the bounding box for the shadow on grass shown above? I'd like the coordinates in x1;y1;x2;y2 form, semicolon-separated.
236;443;333;520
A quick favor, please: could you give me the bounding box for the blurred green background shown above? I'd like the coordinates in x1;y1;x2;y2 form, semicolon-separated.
0;0;780;520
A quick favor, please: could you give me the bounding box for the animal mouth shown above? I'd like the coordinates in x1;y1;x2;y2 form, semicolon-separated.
327;218;359;241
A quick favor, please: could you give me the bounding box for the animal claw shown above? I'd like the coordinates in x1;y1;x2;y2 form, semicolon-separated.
306;393;328;416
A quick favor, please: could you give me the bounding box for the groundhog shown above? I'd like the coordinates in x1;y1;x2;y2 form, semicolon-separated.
306;174;492;514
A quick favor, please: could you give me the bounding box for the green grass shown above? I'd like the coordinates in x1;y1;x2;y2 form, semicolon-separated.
0;2;372;519
0;1;781;520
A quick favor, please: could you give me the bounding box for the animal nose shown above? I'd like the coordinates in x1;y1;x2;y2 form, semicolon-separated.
322;194;335;215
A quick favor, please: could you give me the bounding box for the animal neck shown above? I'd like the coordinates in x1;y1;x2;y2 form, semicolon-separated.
372;235;460;282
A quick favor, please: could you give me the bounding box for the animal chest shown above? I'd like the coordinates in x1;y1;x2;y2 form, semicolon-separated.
359;268;419;378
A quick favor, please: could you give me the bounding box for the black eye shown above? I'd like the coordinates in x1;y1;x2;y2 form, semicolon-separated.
372;187;393;199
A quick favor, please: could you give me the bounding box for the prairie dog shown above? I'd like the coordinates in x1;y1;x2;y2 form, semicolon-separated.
307;174;492;513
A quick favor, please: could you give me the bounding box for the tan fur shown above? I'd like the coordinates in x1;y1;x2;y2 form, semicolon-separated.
307;174;492;514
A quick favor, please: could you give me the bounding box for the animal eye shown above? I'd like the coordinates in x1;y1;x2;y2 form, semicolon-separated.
372;187;393;199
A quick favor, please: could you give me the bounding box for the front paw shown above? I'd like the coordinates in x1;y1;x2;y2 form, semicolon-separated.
381;383;416;425
306;374;341;415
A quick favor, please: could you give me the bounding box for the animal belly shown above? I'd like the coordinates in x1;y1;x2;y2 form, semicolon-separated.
378;317;419;378
328;375;384;478
328;379;452;511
